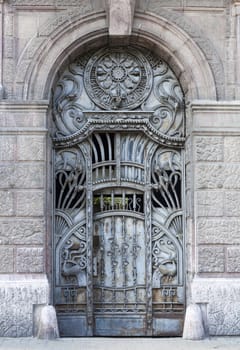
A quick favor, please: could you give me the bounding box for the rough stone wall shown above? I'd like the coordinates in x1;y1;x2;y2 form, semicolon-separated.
0;0;240;337
189;102;240;335
0;102;49;336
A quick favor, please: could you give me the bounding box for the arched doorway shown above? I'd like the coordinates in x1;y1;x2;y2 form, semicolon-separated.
52;46;185;336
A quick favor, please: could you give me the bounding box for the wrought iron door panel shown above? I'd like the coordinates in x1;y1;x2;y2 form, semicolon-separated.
52;46;185;337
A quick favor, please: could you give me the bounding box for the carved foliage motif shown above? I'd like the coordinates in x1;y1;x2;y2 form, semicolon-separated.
52;47;184;143
151;148;183;292
54;147;87;290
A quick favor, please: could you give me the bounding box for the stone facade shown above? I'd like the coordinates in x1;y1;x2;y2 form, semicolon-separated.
0;0;240;337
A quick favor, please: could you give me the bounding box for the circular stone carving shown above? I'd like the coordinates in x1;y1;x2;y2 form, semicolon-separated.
84;47;153;110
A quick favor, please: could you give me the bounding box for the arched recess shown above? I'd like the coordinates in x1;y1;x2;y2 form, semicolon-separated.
14;10;218;102
13;8;219;337
52;45;186;337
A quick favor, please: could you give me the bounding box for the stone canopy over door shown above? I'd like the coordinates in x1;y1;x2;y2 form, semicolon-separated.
52;46;185;336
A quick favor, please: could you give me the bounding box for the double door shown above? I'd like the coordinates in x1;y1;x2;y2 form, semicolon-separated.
53;132;184;336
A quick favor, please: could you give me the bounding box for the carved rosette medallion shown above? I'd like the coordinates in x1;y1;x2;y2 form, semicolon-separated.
84;47;153;110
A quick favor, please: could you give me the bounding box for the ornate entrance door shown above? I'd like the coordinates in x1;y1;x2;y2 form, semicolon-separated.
52;47;185;336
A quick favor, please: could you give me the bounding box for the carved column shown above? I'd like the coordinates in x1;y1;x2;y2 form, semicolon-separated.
106;0;136;43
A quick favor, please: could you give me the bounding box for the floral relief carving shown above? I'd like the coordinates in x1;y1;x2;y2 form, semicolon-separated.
52;47;185;144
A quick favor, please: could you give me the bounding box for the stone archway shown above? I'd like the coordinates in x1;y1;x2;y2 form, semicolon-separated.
14;10;218;102
11;3;220;338
52;45;185;337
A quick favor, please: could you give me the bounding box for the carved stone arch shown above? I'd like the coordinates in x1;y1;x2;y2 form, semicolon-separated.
14;10;218;101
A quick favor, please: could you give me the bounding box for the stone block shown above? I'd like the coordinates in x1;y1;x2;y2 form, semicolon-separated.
4;36;14;59
183;304;205;340
196;191;224;217
4;14;14;37
0;104;48;129
227;248;240;273
107;0;135;36
16;191;44;216
16;247;44;273
0;165;14;188
195;136;223;162
224;192;240;217
224;137;240;162
191;278;240;335
0;191;14;216
0;219;45;245
196;164;224;189
185;137;192;164
17;136;45;161
186;0;225;6
0;164;45;189
15;164;45;189
197;219;240;244
0;275;49;336
37;305;59;339
196;164;240;189
3;58;14;83
198;246;225;273
148;0;182;7
0;247;14;273
0;136;16;161
185;163;192;190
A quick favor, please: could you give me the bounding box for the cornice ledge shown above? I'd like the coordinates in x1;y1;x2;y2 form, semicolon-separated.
190;100;240;112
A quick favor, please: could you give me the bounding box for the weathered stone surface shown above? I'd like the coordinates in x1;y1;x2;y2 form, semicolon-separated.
0;102;47;131
198;246;225;273
107;0;135;36
10;0;92;6
37;305;59;339
191;279;240;335
0;219;44;245
0;112;46;127
183;304;205;340
224;192;240;217
0;191;14;216
16;247;44;273
185;163;192;190
196;164;240;189
0;275;49;337
0;164;44;189
196;191;224;217
147;0;182;7
17;136;45;161
0;136;16;161
186;0;225;6
16;191;44;217
0;247;14;273
195;136;224;162
197;219;240;244
224;137;240;162
227;248;240;273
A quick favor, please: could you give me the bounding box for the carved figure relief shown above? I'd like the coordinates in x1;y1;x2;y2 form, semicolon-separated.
52;46;185;336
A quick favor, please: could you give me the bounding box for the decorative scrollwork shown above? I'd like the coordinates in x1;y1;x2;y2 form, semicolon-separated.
61;226;87;287
151;148;182;211
52;47;185;144
151;147;183;289
55;148;86;212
